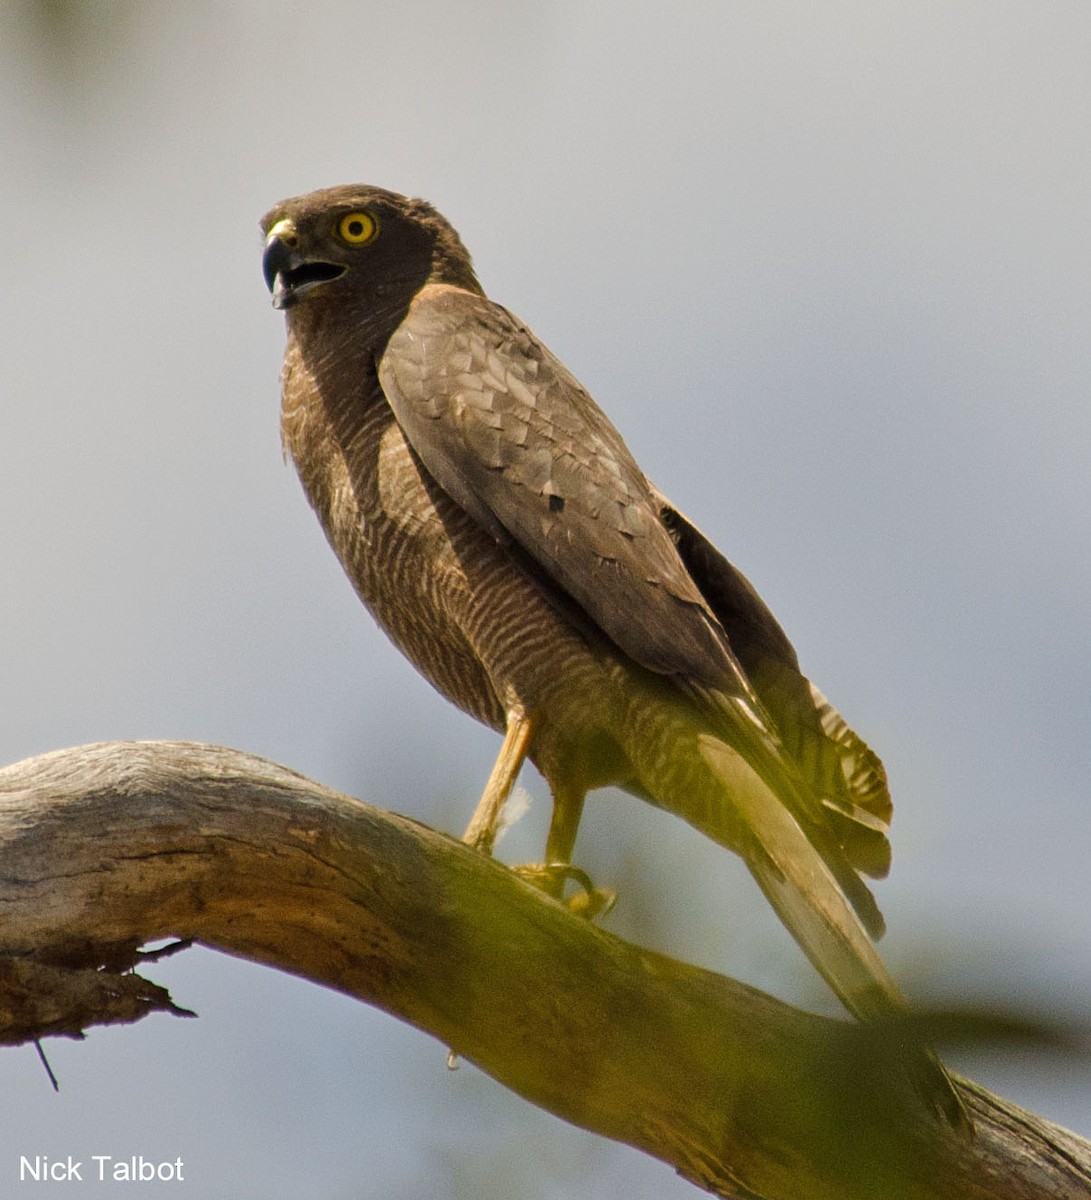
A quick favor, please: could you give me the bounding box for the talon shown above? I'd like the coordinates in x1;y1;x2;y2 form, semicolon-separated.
513;861;591;894
568;884;616;920
512;862;617;921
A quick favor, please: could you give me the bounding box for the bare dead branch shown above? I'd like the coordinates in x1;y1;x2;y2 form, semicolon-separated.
0;740;1087;1199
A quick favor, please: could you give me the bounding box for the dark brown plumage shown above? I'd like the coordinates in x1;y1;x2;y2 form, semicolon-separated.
260;184;963;1123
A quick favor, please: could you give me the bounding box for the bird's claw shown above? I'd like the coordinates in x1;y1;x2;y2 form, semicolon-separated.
512;862;617;921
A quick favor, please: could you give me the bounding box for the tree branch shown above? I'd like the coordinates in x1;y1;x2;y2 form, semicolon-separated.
0;740;1087;1199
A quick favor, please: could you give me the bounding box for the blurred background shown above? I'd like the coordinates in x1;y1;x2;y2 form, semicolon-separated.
1;1;1088;1196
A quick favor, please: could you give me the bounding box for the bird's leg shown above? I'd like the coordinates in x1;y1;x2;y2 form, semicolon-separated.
516;784;615;920
464;722;614;919
544;784;585;867
461;709;535;856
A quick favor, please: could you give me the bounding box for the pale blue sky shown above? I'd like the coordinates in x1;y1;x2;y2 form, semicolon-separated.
2;3;1089;1196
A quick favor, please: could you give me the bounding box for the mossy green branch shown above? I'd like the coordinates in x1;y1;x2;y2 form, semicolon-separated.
0;741;1087;1199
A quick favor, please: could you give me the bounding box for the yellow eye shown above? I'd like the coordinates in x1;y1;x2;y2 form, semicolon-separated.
336;211;378;245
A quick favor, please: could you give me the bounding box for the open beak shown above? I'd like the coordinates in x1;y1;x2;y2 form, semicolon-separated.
263;223;346;310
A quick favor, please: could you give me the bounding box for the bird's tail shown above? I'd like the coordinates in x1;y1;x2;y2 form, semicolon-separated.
695;733;969;1130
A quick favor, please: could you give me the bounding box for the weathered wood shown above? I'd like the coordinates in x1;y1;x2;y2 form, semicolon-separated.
0;740;1087;1199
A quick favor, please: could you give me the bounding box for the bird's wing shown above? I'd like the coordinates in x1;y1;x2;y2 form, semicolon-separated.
378;279;965;1079
655;495;893;880
381;284;886;935
378;283;754;699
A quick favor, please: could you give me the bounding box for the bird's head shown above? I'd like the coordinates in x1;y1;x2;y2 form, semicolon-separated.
261;185;481;316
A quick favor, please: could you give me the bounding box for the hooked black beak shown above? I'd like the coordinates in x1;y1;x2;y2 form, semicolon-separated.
262;226;347;310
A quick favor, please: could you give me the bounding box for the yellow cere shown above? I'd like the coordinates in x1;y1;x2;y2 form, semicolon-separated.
337;211;378;245
267;218;298;245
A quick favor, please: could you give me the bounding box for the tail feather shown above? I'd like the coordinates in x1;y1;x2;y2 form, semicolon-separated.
695;733;969;1131
809;825;887;940
810;684;893;826
710;694;888;938
697;733;899;1020
822;798;893;882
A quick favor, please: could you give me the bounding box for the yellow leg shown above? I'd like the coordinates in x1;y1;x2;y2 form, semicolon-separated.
461;709;535;856
544;784;586;869
518;784;613;918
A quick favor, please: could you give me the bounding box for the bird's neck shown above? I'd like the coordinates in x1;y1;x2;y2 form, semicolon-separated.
286;287;409;364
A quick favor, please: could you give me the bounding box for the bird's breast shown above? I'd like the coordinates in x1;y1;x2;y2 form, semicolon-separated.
279;338;640;798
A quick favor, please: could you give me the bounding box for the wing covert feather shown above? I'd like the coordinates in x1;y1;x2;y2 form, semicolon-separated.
379;284;748;694
657;495;893;878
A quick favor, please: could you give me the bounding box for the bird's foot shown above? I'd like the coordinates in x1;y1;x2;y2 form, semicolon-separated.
512;862;616;921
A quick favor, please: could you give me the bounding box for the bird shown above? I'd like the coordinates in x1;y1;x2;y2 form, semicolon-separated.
261;184;964;1124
